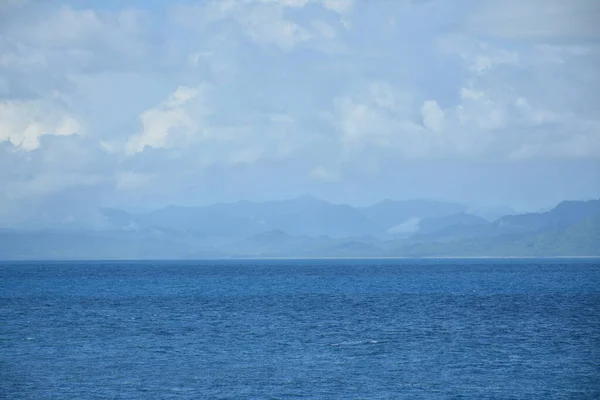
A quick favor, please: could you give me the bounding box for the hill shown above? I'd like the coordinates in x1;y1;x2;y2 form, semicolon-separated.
0;197;597;259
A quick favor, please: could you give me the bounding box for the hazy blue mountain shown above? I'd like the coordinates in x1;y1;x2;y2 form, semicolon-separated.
223;231;386;258
248;195;374;237
100;207;140;230
413;199;600;242
1;198;598;259
530;211;600;256
417;213;488;235
495;199;600;233
13;206;111;231
362;199;467;233
141;205;265;237
310;240;385;258
469;205;516;221
387;213;600;258
105;196;470;239
102;195;376;238
224;230;320;257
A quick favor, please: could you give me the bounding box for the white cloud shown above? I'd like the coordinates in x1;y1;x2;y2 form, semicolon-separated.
0;3;155;119
329;70;600;162
514;97;557;125
323;0;354;14
311;166;341;182
333;97;396;148
331;81;422;152
125;85;208;155
238;4;312;50
227;147;263;165
421;100;444;132
460;87;484;101
438;35;520;74
259;0;311;7
470;51;519;74
455;90;506;131
170;0;347;51
255;0;353;13
19;6;150;52
0;100;81;151
387;217;420;235
0;0;598;220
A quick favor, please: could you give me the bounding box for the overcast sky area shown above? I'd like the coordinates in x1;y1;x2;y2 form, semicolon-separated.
1;0;600;225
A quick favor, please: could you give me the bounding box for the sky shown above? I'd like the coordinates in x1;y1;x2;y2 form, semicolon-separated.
1;0;600;225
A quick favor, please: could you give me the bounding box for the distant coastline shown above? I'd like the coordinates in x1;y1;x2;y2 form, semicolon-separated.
3;256;600;263
1;197;598;260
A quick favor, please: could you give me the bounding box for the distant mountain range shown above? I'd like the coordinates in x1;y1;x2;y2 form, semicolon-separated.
1;197;599;259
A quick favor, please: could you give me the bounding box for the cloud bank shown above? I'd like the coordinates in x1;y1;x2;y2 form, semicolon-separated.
0;0;599;221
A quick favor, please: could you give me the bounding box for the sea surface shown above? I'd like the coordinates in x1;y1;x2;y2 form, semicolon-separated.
1;258;599;399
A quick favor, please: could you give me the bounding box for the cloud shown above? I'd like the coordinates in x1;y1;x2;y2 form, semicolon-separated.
256;0;353;13
116;171;151;190
28;6;150;53
438;35;520;74
170;0;347;51
331;81;422;152
421;100;444;132
0;99;81;150
125;85;208;155
0;0;598;222
312;20;336;40
238;4;313;50
328;66;600;163
259;0;311;8
387;217;420;235
2;5;152;76
323;0;354;14
468;0;600;39
311;166;341;182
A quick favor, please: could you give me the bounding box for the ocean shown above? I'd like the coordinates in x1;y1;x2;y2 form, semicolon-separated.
1;258;599;399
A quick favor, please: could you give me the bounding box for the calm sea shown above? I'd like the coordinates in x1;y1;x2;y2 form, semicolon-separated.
1;259;599;399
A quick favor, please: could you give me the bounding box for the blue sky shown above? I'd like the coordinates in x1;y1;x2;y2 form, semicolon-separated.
1;0;600;224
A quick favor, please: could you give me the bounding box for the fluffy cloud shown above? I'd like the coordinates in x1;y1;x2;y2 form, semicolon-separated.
0;99;81;150
238;4;313;50
331;81;422;152
328;66;600;162
0;0;598;224
170;0;347;51
1;5;152;82
438;35;520;74
323;0;354;14
126;85;208;155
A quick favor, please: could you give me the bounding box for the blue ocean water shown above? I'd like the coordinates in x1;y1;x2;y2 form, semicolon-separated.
1;259;599;399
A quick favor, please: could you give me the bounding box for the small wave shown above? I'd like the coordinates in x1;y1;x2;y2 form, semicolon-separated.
330;339;382;347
